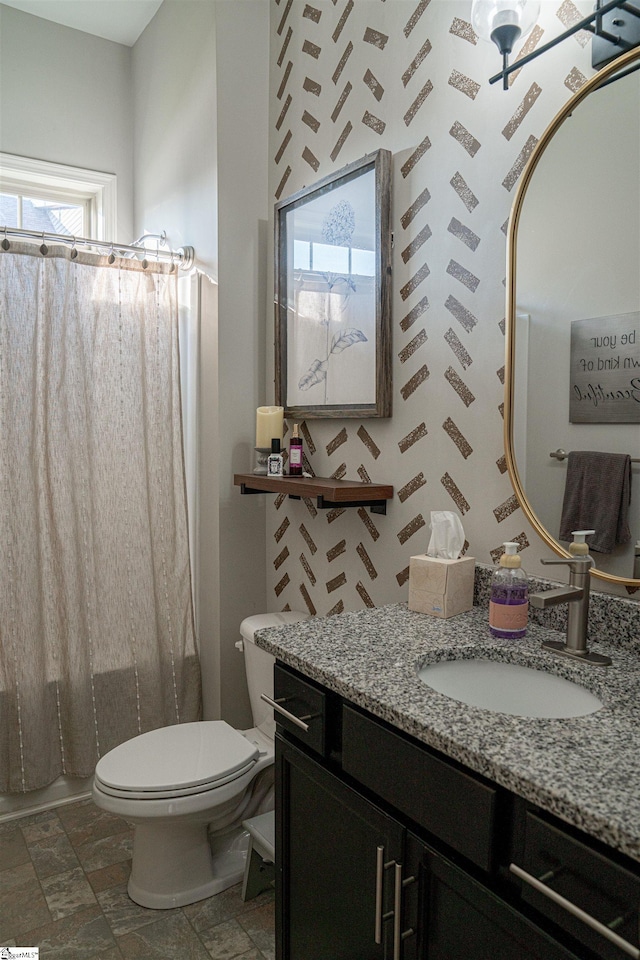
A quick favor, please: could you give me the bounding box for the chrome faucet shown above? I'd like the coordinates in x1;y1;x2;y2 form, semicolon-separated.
529;557;611;666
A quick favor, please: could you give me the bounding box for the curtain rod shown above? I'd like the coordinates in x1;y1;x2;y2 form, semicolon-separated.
0;225;195;270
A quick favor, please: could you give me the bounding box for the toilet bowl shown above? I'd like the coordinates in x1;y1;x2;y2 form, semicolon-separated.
92;610;309;909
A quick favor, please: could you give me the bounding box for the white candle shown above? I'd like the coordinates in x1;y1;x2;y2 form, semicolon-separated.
256;406;284;448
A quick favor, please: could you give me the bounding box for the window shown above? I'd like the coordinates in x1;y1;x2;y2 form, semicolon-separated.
0;153;117;241
1;194;86;236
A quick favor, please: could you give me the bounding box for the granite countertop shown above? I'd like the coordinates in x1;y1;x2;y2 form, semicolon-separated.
254;603;640;865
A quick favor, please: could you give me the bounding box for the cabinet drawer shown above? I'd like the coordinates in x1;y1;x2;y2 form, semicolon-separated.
514;811;640;960
273;664;327;756
342;704;497;872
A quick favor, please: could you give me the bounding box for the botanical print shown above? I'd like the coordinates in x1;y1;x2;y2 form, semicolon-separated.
285;170;377;408
299;324;368;392
322;198;356;245
288;272;375;406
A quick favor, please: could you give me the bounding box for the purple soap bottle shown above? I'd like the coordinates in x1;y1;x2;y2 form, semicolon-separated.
288;423;303;476
489;542;528;639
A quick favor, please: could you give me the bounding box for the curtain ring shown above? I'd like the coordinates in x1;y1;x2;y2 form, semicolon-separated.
108;243;116;265
70;236;78;260
169;250;176;273
1;227;9;251
40;232;48;256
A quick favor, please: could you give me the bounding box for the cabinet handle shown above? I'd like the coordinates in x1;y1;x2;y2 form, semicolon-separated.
375;848;398;946
375;846;384;944
509;863;640;960
260;694;310;731
388;864;417;958
393;862;403;960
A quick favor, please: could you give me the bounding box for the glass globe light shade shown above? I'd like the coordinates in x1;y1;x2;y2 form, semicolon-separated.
471;0;540;54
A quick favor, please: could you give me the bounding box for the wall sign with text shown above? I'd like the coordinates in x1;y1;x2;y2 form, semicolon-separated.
569;312;640;423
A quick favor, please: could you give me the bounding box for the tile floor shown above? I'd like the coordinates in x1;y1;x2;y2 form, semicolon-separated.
0;798;275;959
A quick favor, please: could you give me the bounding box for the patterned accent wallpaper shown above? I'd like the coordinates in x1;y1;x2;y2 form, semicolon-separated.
266;0;598;616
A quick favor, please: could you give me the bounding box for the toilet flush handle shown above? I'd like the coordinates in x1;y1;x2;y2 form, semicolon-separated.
260;694;310;732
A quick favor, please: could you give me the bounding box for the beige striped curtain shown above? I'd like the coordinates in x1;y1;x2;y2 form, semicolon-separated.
0;244;201;793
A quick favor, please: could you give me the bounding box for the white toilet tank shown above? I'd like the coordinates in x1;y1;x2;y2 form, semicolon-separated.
239;611;310;740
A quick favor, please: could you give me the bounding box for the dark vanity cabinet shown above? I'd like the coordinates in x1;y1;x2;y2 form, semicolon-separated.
276;736;404;959
273;662;640;960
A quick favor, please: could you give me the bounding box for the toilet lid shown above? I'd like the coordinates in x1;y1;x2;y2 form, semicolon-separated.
94;721;259;798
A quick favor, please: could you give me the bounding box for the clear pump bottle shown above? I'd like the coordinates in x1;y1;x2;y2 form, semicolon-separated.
489;542;528;639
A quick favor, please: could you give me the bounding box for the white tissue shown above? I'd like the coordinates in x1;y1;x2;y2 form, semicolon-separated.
426;511;465;560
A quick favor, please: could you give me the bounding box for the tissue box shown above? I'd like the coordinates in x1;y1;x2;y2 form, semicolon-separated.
408;555;475;618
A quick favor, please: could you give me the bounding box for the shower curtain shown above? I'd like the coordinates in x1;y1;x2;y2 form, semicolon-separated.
0;243;201;793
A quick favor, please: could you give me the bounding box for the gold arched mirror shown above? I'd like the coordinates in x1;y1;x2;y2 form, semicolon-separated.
505;45;640;589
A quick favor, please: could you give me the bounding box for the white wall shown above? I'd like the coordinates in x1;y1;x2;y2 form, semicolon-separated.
131;0;218;270
132;0;270;726
0;3;134;242
264;0;640;606
213;1;270;724
2;0;637;745
131;0;221;721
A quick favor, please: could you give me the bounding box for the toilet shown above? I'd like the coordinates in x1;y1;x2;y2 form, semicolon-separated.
92;611;309;909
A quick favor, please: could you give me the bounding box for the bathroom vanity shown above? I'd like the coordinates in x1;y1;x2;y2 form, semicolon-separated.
254;603;640;960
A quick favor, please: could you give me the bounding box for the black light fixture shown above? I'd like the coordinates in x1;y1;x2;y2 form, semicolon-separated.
471;0;540;89
472;0;640;89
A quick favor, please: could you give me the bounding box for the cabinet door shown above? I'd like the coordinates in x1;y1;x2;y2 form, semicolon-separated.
405;834;583;960
276;734;404;960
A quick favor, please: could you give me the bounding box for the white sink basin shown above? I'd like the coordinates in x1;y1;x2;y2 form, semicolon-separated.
417;658;602;718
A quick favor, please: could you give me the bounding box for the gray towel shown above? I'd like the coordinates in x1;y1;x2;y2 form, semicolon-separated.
559;451;632;553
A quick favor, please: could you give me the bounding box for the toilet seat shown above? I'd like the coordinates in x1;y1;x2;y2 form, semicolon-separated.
94;721;259;800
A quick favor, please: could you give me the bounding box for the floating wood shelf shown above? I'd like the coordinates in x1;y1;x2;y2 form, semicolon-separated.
234;474;394;515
